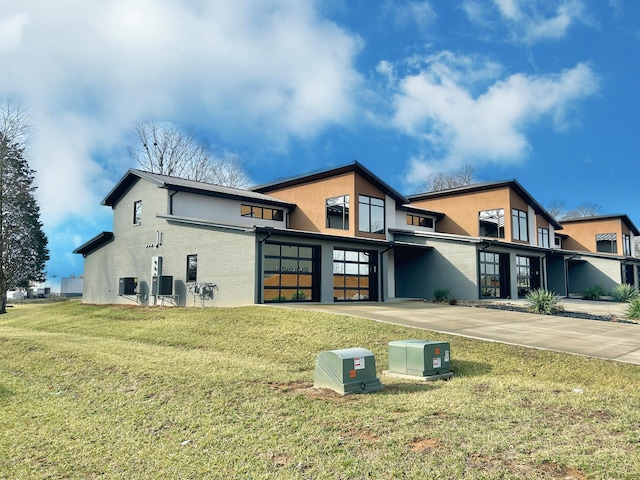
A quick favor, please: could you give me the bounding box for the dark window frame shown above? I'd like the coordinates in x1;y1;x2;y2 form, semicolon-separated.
133;200;142;225
623;234;631;256
358;195;385;234
241;204;284;221
479;209;505;238
512;209;529;242
596;233;617;254
406;214;434;228
326;195;350;230
186;254;198;283
537;227;550;248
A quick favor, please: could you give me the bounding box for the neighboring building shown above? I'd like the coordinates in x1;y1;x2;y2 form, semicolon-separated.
559;215;640;293
74;163;640;307
61;276;84;297
405;180;568;299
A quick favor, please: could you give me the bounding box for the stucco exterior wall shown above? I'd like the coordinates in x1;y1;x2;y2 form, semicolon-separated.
562;218;628;254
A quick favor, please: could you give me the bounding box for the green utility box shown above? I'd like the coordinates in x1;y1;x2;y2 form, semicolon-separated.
314;348;384;395
388;340;454;380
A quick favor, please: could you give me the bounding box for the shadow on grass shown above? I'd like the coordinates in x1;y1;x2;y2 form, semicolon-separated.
0;383;13;400
450;360;492;377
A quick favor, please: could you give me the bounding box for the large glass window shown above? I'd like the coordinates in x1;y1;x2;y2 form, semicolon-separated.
333;248;375;301
623;234;631;256
241;204;284;221
326;195;349;230
479;209;505;238
186;254;198;282
263;243;318;302
516;256;531;297
358;195;385;234
406;214;433;228
479;251;508;298
596;233;617;253
512;209;528;241
538;227;550;248
133;200;142;225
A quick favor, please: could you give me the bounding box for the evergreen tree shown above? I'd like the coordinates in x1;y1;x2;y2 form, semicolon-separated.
0;130;49;313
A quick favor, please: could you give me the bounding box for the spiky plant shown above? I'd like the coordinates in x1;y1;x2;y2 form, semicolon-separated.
525;288;561;315
610;284;639;303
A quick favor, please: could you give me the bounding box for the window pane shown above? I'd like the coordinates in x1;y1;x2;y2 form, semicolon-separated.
345;251;360;262
281;259;297;272
272;209;284;221
298;247;313;258
333;249;345;261
359;202;370;232
281;245;298;258
241;204;252;217
298;260;313;273
264;257;280;271
186;255;197;282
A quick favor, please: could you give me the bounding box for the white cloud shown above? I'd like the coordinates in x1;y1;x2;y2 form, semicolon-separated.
387;53;598;184
465;0;589;44
0;0;363;228
384;1;437;31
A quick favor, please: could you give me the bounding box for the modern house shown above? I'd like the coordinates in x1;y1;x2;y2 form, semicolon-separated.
559;215;640;293
74;162;640;307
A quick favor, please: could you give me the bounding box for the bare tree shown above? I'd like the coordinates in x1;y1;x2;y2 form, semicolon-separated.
545;199;566;219
561;202;602;220
129;121;250;188
425;165;475;192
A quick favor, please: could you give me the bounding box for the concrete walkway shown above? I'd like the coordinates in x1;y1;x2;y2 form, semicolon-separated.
282;300;640;365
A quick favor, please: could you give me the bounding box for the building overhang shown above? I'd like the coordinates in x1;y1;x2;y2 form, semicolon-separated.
73;232;114;257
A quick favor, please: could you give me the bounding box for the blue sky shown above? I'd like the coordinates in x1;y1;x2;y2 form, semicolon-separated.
1;0;638;281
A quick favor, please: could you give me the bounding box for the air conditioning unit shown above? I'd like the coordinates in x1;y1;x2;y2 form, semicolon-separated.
151;276;173;296
118;277;138;296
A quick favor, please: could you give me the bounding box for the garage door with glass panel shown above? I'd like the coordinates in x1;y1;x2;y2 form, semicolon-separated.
333;248;378;301
263;243;319;302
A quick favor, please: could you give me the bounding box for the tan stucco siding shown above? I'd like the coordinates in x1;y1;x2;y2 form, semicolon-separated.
410;187;511;237
264;173;355;235
562;219;625;254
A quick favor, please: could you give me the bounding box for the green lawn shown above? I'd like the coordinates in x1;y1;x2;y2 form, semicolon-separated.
1;301;639;479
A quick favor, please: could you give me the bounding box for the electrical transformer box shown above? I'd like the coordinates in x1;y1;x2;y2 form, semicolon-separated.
314;348;384;395
388;339;452;379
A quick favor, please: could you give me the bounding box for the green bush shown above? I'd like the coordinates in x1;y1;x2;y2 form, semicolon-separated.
582;285;607;301
291;290;307;301
610;284;639;303
525;288;561;315
627;298;640;320
433;288;451;302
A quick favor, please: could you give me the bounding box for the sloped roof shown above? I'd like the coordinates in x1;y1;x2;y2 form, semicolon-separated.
101;169;296;209
73;231;114;256
560;214;640;235
407;179;562;230
252;161;409;204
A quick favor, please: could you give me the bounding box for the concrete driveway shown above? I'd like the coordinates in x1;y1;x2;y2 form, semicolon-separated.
282;301;640;365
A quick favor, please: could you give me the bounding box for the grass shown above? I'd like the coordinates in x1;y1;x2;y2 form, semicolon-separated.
1;302;639;479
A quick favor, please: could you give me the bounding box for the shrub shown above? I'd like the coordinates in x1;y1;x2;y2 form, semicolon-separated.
610;284;639;303
525;288;561;315
627;298;640;320
291;290;307;301
433;288;451;302
449;298;458;306
582;285;607;301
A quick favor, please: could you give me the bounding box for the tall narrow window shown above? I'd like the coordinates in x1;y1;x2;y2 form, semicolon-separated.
512;209;528;241
133;200;142;225
326;195;349;230
186;254;198;282
358;195;385;234
479;209;505;238
537;227;549;248
623;234;631;256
